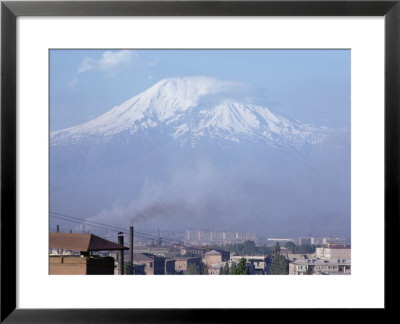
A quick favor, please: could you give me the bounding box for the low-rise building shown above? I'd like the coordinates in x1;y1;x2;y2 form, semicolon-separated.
230;255;268;274
289;259;351;275
132;245;181;258
132;263;146;275
297;237;312;245
180;246;208;257
204;249;230;266
133;253;165;275
49;232;128;275
174;256;202;274
316;246;351;260
50;255;115;275
114;262;146;275
208;260;255;275
208;262;225;275
165;259;176;274
285;253;315;261
311;237;346;246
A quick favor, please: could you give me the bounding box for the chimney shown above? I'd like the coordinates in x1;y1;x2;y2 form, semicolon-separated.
129;226;134;275
118;232;124;275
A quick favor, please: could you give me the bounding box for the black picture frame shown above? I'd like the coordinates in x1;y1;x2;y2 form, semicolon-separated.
1;0;399;322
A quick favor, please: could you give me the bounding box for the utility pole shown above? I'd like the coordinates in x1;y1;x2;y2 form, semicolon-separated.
118;232;124;275
129;226;134;275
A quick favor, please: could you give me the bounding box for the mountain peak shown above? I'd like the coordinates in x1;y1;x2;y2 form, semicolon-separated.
50;76;346;148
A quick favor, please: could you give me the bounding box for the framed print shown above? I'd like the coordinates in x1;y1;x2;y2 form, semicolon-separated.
1;0;399;322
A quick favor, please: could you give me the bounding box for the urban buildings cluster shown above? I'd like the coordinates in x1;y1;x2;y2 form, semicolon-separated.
185;229;257;245
49;229;350;276
266;236;347;246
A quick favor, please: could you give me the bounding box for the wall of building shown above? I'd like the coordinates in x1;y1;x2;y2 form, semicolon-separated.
205;253;222;266
174;256;202;273
49;256;114;275
165;259;176;274
316;247;351;260
289;260;351;275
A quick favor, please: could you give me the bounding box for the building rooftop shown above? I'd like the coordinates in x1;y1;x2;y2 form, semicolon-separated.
133;253;163;261
49;232;128;252
231;255;267;260
209;262;227;269
293;259;351;266
175;256;202;261
205;250;222;255
325;245;351;249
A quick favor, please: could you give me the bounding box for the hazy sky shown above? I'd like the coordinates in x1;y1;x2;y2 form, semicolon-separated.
50;49;350;131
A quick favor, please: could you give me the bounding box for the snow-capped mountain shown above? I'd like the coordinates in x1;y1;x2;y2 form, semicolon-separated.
50;76;345;148
50;76;350;235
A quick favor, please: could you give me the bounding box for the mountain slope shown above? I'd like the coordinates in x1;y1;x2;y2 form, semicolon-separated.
49;76;350;236
50;76;347;148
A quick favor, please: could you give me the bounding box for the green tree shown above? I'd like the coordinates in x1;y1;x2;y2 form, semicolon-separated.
229;261;237;274
284;241;296;250
186;262;209;275
221;240;272;256
186;263;199;275
273;242;281;255
270;254;288;275
219;266;224;275
242;240;257;255
295;244;316;254
123;262;133;275
235;258;249;275
223;262;230;275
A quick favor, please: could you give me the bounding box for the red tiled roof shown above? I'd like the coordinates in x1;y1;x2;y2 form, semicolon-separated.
49;232;128;252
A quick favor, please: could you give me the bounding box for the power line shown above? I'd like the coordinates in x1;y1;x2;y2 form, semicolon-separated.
50;212;126;232
49;211;186;246
50;215;120;233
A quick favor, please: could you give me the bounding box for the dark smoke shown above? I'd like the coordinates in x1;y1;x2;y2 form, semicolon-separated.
130;201;199;226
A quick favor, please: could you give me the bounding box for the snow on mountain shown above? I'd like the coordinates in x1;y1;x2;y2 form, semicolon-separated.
50;76;345;148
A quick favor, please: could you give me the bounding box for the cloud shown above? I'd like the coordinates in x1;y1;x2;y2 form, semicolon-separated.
68;50;147;87
96;50;135;73
77;50;137;75
67;77;78;88
77;57;94;74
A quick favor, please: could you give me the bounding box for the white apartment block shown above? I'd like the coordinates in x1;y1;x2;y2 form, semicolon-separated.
289;259;351;275
315;247;351;260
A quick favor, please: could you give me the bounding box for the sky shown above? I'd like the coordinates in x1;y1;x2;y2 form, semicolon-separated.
50;49;351;132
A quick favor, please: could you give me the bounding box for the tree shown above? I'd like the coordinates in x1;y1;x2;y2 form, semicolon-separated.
295;244;316;254
186;262;209;275
270;254;288;275
235;258;249;275
124;262;133;275
219;266;224;275
242;240;257;255
284;241;296;250
229;261;237;274
223;262;230;275
186;263;199;275
273;242;281;255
